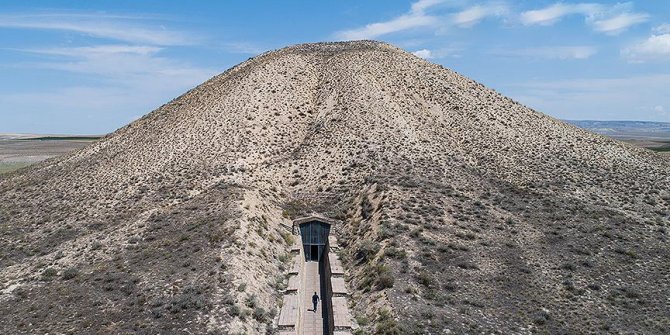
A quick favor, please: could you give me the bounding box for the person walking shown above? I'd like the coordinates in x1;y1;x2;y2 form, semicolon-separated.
312;292;320;313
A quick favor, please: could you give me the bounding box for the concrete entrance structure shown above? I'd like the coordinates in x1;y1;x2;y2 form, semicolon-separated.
293;215;338;262
278;215;355;335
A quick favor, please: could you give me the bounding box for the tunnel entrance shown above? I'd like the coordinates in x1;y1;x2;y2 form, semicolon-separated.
298;219;331;262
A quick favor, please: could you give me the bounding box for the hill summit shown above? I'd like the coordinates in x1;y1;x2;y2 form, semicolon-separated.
1;41;668;334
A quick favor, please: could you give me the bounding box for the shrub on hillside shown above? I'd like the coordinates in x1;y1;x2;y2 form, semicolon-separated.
355;240;380;263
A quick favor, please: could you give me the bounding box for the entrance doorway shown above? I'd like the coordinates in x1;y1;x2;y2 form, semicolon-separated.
298;220;331;262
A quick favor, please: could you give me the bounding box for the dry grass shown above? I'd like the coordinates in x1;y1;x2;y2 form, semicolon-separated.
0;162;31;174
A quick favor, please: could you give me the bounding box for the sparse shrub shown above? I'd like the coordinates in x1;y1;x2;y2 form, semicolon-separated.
278;253;290;263
444;282;458;292
237;283;247;292
416;271;433;287
355;240;380;263
355;314;369;326
239;307;251;321
587;283;601;291
376;266;395;290
384;246;406;259
533;309;551;325
562;279;575;292
375;309;400;335
245;294;258;308
274;275;287;291
223;294;235;305
420;309;435;319
168;286;207;313
614;247;638;259
41;267;58;281
151;308;162;319
455;232;476;240
280;231;295;245
281;199;309;219
560;262;576;271
229;304;241;317
361;196;374;220
14;287;28;301
456;261;478;270
377;223;394;241
409;228;422;238
253;307;267;322
62;267;78;280
208;231;225;243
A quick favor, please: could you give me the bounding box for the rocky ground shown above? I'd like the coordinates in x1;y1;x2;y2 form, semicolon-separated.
0;41;668;334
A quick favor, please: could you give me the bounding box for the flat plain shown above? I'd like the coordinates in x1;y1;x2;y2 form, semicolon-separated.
0;137;97;174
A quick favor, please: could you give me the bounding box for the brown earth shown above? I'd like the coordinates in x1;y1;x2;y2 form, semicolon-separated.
0;41;668;335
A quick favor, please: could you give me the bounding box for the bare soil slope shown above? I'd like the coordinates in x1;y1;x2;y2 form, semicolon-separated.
1;41;668;334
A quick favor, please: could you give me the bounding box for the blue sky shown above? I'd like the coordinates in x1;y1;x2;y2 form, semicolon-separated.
1;0;669;134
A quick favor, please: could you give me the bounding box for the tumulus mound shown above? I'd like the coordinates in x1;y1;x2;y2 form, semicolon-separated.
0;41;668;334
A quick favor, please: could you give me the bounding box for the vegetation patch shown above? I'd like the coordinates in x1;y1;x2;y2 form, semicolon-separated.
0;162;32;174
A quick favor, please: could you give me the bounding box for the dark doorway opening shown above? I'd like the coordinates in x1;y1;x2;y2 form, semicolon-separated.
299;220;331;262
311;245;319;261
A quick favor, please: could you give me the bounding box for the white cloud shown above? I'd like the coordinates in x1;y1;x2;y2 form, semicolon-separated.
14;45;163;57
453;3;509;28
334;0;444;40
334;0;515;40
17;46;214;85
520;3;602;25
494;46;597;60
336;14;437;40
410;0;446;13
413;49;433;59
655;105;665;112
520;2;648;34
654;23;670;34
0;13;195;45
592;12;649;35
622;33;670;62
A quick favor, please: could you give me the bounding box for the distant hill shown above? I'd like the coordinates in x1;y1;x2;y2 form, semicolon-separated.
567;120;670;139
1;41;668;334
